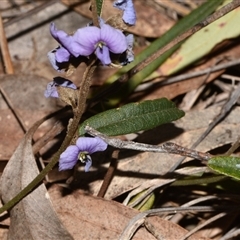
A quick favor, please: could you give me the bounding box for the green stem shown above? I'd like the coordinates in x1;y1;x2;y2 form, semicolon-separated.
0;59;97;214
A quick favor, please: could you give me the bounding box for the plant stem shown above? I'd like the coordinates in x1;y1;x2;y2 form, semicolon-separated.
0;59;96;214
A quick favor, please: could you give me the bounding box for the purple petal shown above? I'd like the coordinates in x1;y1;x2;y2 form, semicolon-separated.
44;81;58;98
47;49;60;71
72;26;101;56
122;0;136;25
126;34;134;49
55;46;71;62
76;137;107;154
84;155;92;172
113;0;136;25
50;22;74;49
113;0;127;10
95;45;111;65
59;145;79;170
100;24;127;54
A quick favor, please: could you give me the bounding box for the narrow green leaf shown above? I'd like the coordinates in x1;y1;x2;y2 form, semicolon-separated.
102;0;223;107
79;98;185;136
208;156;240;180
95;0;104;17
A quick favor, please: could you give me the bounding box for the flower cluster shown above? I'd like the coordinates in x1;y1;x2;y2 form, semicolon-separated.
48;0;136;70
59;137;108;172
46;0;136;172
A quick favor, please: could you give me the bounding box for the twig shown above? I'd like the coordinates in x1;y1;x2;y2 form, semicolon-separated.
85;126;211;161
97;149;119;198
160;58;240;86
3;0;58;28
119;206;232;240
179;212;229;240
0;12;14;74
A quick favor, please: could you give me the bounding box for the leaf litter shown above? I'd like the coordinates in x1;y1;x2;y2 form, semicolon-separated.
1;1;240;239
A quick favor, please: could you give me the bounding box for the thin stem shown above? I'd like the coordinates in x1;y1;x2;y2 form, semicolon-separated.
85;126;211;161
0;59;97;214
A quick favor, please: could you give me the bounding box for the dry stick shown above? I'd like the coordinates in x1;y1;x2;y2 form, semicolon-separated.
170;195;219;223
170;81;240;171
3;0;58;28
85;126;211;161
220;228;240;240
180;212;229;240
160;58;240;86
0;12;14;74
97;150;119;198
119;206;230;240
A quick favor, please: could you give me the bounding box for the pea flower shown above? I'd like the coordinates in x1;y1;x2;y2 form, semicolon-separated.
44;77;77;98
113;0;136;25
50;22;128;65
59;137;108;172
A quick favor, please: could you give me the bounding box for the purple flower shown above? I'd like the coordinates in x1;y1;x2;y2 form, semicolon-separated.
113;0;136;25
44;77;77;98
59;137;108;172
48;46;71;71
50;22;128;65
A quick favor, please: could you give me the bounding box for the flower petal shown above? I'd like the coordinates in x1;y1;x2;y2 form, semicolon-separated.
55;46;71;62
72;26;101;56
100;24;127;53
59;145;79;171
47;48;60;71
122;0;136;25
113;0;136;25
95;45;111;65
76;137;107;154
50;22;74;50
44;81;58;98
84;155;92;172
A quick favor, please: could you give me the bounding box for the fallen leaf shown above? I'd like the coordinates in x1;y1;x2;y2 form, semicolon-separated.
0;119;73;240
50;185;209;240
0;74;59;159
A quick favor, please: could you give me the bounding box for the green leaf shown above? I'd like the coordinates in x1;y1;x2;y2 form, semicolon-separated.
79;98;185;136
161;0;240;75
101;0;223;107
95;0;104;17
208;156;240;180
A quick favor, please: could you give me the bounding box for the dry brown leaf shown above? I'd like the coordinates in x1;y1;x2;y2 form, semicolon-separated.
0;119;73;240
61;0;175;37
50;185;209;240
0;74;58;159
